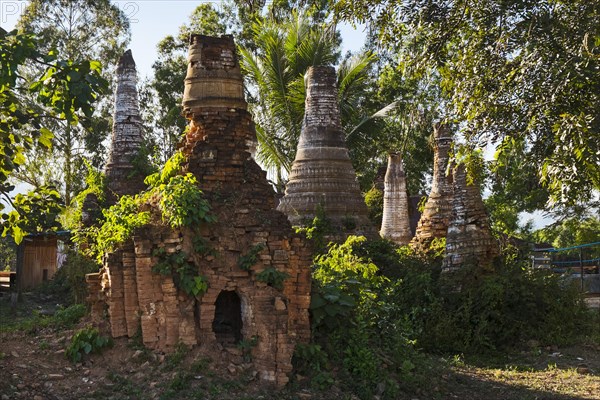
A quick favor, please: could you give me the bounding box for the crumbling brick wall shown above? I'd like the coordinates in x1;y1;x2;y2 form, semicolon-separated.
90;35;312;387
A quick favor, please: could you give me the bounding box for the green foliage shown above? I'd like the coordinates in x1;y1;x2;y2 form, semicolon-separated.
66;326;112;363
158;174;215;228
237;335;258;362
144;151;185;187
337;0;600;209
0;27;107;242
65;161;106;229
80;151;215;261
255;267;290;290
53;304;87;328
163;342;189;371
533;216;600;259
451;145;486;187
46;250;101;303
1;303;87;334
364;187;383;227
1;185;63;243
293;343;333;390
295;205;333;253
238;243;265;271
89;194;150;260
130;143;157;181
192;235;216;256
307;235;592;397
17;0;130;203
152;248;208;297
0;237;16;271
310;236;422;396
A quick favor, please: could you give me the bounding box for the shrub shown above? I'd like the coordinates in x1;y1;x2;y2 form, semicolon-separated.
307;235;592;398
43;250;100;303
66;326;112;362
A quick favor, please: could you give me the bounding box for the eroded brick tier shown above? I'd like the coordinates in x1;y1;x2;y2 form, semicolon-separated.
380;153;412;245
443;164;499;272
90;35;312;387
277;66;376;240
104;50;146;199
410;124;454;252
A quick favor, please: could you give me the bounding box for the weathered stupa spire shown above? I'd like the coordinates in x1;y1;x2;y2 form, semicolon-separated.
380;153;412;245
410;123;454;252
277;66;375;238
180;35;260;190
443;164;499;272
104;49;145;199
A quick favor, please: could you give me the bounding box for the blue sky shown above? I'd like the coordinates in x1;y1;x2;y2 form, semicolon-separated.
1;0;367;79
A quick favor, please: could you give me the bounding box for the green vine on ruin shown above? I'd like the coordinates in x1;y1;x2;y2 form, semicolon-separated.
238;243;265;271
78;151;216;262
151;247;208;297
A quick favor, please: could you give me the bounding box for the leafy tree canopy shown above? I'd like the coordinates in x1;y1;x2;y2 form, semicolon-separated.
15;0;130;204
336;0;600;208
0;28;107;243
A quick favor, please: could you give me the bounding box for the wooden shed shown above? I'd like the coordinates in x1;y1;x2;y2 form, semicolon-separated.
16;232;69;291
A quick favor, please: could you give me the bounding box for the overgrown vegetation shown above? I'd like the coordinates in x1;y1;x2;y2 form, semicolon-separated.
301;235;595;399
0;303;87;334
152;248;208;297
75;151;215;261
40;249;101;303
65;325;112;362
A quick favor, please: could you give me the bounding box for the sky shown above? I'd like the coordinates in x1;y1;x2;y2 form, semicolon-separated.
1;0;367;79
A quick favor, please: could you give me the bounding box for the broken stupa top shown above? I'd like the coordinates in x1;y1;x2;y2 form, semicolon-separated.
105;49;145;199
443;163;499;272
182;34;246;114
410;123;454;252
277;66;375;239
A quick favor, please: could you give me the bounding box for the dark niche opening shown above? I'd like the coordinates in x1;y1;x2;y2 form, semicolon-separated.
213;290;243;346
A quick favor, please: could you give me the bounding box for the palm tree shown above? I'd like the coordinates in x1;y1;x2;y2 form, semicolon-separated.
239;11;375;191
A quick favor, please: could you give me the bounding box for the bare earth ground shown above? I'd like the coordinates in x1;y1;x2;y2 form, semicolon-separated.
1;292;599;400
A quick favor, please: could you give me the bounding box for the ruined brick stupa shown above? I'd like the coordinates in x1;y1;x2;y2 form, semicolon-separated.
380;153;412;245
277;66;375;239
89;35;312;387
443;164;499;272
104;49;146;199
410;124;454;252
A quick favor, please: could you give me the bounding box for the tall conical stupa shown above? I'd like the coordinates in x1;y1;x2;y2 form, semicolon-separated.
104;50;145;199
443;163;499;272
410;123;454;252
277;66;375;239
380;153;412;245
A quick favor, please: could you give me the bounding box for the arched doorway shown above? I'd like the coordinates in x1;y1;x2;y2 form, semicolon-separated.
212;290;243;346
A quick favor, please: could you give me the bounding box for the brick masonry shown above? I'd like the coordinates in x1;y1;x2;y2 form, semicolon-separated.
89;35;312;387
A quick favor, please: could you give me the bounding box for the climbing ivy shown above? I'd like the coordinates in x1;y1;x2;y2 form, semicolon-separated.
79;151;215;262
158;174;215;228
255;267;290;290
238;243;265;271
152;247;208;297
